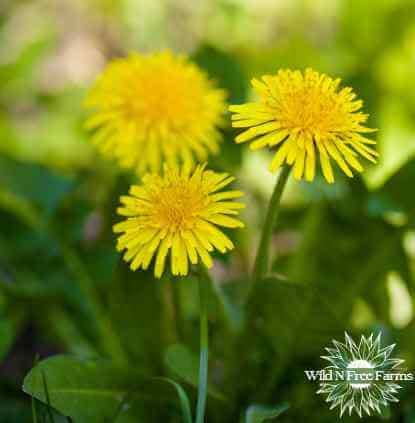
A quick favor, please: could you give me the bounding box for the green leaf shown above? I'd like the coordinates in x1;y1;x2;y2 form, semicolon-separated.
154;378;192;423
0;37;53;92
165;344;199;386
23;355;166;422
245;403;289;423
192;45;247;104
247;278;324;357
212;281;244;333
281;199;405;350
0;317;14;360
108;264;164;373
164;343;225;401
369;157;415;215
41;367;56;423
47;307;97;357
0;156;74;224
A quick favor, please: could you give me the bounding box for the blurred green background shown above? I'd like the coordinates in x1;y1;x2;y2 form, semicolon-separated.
1;0;415;422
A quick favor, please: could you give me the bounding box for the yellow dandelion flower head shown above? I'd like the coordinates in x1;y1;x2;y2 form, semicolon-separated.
229;68;378;183
84;51;227;174
114;164;244;278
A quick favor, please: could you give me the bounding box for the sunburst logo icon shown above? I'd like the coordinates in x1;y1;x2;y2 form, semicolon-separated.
316;332;407;418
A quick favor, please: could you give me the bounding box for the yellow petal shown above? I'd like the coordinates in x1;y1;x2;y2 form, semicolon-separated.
293;147;306;180
325;141;353;178
155;234;173;278
235;122;281;144
304;138;316;182
317;141;334;184
269;139;292;172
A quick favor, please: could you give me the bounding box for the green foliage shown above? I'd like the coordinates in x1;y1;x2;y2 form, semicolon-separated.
165;343;225;401
0;156;74;225
23;355;171;422
370;157;415;215
245;403;289;423
192;45;247;104
155;378;193;423
0;317;15;360
0;0;415;422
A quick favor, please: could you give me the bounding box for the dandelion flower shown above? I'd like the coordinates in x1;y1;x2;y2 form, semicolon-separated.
229;68;378;183
114;164;244;278
84;51;227;174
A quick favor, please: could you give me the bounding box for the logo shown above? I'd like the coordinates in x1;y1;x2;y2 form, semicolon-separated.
305;332;414;417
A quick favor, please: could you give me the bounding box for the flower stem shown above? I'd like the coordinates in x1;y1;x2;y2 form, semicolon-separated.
252;166;290;283
196;269;209;423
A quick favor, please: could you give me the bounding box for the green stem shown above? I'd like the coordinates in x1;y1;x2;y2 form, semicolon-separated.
252;166;291;283
196;270;209;423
